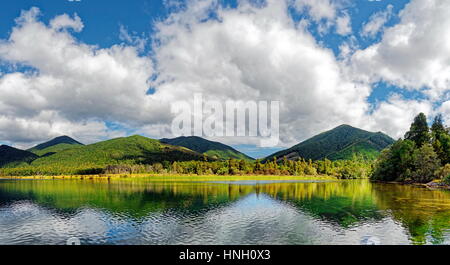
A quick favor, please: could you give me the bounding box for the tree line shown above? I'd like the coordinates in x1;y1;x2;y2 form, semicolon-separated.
371;113;450;184
0;155;373;179
105;156;371;179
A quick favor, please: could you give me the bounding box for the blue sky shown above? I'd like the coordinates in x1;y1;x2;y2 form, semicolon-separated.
0;0;448;158
0;0;167;48
0;0;407;58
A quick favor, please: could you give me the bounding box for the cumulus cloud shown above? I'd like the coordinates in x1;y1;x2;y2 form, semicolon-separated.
365;95;433;139
338;35;358;59
0;8;169;147
118;24;148;53
361;4;393;38
291;0;351;35
50;13;84;32
438;101;450;127
1;0;449;151
351;0;450;100
151;0;371;146
336;12;351;36
0;112;126;149
292;0;336;22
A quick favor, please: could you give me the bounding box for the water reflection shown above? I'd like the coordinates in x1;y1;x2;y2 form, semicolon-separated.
0;178;449;245
372;184;450;244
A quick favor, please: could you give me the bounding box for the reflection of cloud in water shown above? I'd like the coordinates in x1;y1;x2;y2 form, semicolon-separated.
1;179;450;245
138;194;310;244
136;194;411;245
0;194;429;245
0;201;109;245
200;194;410;245
203;194;315;244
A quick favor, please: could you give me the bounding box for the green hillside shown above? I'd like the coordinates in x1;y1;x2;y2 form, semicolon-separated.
28;136;83;156
160;136;254;161
0;145;38;167
29;135;207;168
265;125;394;162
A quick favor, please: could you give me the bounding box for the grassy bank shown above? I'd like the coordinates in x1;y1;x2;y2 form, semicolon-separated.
0;173;339;181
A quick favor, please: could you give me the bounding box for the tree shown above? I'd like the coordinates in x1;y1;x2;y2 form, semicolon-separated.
371;139;416;181
431;114;446;136
431;114;450;165
254;159;262;172
282;156;288;167
238;160;246;171
410;144;440;183
405;113;430;147
435;133;450;165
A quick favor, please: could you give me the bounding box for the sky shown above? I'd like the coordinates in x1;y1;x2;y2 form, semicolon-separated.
0;0;449;158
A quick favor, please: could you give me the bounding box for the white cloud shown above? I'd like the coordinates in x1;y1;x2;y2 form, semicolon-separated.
118;24;148;53
0;111;126;148
0;8;167;146
365;95;433;139
50;13;84;32
292;0;336;22
291;0;351;35
338;35;358;59
438;101;450;127
336;12;351;35
352;0;450;100
361;4;393;38
152;0;370;146
1;0;449;151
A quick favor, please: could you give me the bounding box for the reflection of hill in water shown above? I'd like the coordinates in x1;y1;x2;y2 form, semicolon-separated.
1;179;450;244
0;180;250;217
0;179;385;228
255;180;383;228
259;181;450;244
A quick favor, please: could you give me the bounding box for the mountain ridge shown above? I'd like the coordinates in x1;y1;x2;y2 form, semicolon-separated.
0;145;39;167
29;135;208;169
264;124;394;162
28;136;84;156
160;136;254;161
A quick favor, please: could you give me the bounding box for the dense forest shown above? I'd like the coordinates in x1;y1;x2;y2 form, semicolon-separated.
9;119;450;183
0;145;38;167
264;124;394;161
371;113;450;184
0;154;373;179
0;125;381;179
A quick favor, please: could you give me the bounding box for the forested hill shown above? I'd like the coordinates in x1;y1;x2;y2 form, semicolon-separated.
29;135;208;168
0;145;38;167
28;135;84;156
265;124;394;162
160;136;254;161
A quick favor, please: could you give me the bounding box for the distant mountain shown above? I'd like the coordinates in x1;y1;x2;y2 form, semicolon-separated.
160;136;254;161
265;124;395;162
28;136;84;156
0;145;38;167
30;135;207;168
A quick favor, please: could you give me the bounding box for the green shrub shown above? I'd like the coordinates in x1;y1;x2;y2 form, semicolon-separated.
443;175;450;185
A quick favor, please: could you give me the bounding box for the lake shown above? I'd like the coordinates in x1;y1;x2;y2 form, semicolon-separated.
0;177;449;245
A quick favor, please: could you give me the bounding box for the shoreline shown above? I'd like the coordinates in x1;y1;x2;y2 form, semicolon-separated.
4;175;448;189
0;173;340;181
372;180;450;190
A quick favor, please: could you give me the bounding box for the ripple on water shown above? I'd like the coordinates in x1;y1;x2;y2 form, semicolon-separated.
1;179;450;245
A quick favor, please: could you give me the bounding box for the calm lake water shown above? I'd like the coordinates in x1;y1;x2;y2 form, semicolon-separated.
0;177;449;245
